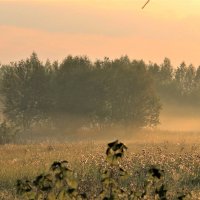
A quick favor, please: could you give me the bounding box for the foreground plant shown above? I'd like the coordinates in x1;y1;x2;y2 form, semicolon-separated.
16;140;191;200
98;140;128;199
17;160;86;200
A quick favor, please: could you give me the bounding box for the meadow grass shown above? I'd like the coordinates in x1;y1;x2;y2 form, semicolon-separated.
1;131;200;199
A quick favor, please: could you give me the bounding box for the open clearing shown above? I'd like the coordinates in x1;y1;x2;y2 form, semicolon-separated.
1;131;200;199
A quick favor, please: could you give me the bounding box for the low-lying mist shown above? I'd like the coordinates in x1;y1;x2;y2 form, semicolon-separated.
15;104;200;145
158;104;200;132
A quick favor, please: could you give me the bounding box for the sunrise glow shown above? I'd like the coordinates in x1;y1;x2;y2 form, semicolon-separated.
0;0;200;66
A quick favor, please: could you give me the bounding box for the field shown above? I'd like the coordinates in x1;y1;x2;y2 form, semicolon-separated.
1;131;200;199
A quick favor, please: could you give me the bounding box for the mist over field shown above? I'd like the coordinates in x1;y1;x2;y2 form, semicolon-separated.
159;105;200;132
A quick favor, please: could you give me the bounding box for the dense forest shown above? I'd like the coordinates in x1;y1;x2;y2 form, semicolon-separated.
0;53;200;139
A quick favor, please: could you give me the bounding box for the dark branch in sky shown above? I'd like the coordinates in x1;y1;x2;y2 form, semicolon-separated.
142;0;150;9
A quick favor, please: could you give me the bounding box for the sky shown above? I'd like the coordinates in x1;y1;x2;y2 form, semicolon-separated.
1;0;200;67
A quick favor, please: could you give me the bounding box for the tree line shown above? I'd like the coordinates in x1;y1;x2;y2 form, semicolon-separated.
0;53;199;132
0;53;161;132
148;58;200;106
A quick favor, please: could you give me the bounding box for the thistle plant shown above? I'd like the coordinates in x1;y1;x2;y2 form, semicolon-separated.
98;140;128;200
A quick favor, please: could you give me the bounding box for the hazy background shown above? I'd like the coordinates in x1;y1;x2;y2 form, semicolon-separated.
1;1;200;143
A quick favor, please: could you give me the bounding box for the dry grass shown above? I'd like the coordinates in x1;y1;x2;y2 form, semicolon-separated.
1;131;200;199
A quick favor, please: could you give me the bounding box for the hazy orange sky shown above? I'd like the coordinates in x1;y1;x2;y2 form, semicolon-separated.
1;0;200;66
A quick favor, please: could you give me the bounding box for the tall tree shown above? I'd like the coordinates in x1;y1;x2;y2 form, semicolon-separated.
175;62;187;96
160;58;173;83
0;53;49;129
